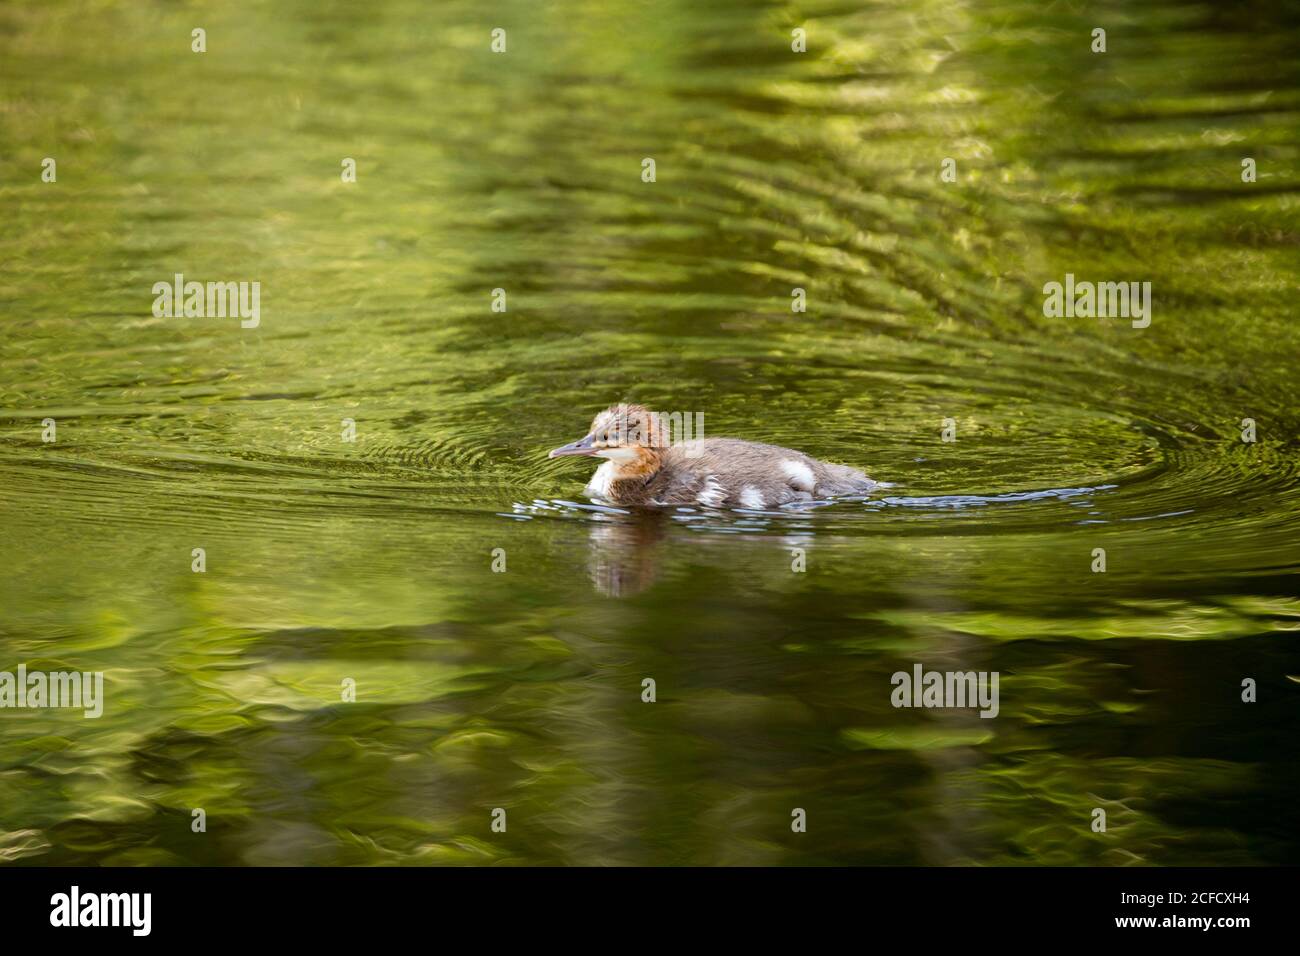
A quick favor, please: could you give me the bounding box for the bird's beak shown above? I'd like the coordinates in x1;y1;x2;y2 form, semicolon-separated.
548;433;599;458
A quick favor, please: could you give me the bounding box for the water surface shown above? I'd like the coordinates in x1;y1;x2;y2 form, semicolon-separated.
1;0;1298;865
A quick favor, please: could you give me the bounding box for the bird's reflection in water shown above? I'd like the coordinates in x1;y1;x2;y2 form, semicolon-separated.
511;498;819;597
586;512;669;597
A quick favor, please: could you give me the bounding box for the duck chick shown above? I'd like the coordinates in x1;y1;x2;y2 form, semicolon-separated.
547;404;879;508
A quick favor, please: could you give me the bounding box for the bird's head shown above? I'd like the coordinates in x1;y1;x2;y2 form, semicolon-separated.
548;403;667;474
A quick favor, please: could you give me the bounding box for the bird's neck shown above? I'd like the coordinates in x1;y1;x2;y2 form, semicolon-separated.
590;448;663;501
601;445;662;481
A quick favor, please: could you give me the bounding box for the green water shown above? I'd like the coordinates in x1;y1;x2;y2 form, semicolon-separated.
1;0;1298;865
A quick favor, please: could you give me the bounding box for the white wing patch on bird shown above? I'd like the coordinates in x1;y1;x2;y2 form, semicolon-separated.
780;459;816;492
696;475;726;508
738;486;765;509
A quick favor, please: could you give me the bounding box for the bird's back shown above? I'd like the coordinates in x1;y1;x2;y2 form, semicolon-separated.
650;438;877;508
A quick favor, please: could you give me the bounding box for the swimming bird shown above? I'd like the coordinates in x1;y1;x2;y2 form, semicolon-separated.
547;404;879;508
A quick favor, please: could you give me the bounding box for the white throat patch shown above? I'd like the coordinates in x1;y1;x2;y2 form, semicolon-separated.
585;460;618;498
595;447;640;462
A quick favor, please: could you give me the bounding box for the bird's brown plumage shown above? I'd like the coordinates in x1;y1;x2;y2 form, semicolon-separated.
549;404;879;508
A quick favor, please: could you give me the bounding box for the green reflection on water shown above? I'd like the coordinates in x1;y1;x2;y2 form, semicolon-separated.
1;0;1298;865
